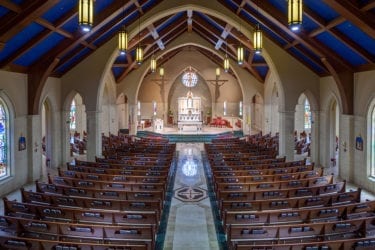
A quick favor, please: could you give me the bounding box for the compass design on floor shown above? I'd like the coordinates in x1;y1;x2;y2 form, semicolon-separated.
174;186;207;202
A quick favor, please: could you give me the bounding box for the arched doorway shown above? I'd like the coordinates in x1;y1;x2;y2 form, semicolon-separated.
68;93;87;160
294;93;311;160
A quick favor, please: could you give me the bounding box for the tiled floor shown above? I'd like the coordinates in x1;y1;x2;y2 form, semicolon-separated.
163;143;219;250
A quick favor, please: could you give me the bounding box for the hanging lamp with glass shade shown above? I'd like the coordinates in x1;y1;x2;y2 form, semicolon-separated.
79;0;94;32
118;26;128;55
136;17;143;65
224;40;229;72
237;44;244;65
288;0;303;31
253;23;262;54
136;46;143;65
150;55;157;72
159;67;164;77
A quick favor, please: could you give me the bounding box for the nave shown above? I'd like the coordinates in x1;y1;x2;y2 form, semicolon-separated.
1;136;375;250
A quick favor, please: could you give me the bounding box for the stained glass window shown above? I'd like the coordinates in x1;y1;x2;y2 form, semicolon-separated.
182;68;198;88
70;100;76;130
239;101;243;116
304;99;311;129
0;101;8;178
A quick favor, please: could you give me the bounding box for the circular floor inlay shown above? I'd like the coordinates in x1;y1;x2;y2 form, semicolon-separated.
174;186;207;202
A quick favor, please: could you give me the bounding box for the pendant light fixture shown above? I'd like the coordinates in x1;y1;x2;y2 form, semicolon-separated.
223;39;229;72
118;2;128;55
159;67;165;77
288;0;303;31
150;46;157;73
78;0;94;32
253;1;262;54
253;24;262;54
237;15;244;65
237;44;244;65
135;16;143;65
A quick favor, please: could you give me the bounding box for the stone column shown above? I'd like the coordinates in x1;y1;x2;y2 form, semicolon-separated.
279;110;295;161
51;111;62;168
61;110;71;165
339;114;354;182
86;111;102;161
310;111;320;165
27;115;42;182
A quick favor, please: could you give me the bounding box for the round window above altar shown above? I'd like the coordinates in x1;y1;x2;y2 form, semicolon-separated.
182;70;198;88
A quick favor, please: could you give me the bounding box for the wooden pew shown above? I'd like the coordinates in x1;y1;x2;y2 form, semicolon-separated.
0;215;155;249
3;199;159;227
36;181;165;202
50;175;167;192
223;200;375;229
228;217;375;247
21;189;162;216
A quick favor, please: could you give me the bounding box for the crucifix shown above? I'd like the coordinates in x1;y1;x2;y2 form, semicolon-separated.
151;67;169;121
206;68;228;115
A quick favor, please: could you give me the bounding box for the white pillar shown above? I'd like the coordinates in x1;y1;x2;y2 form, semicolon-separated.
86;111;102;161
27;115;42;182
310;111;320;165
62;110;71;165
339;114;354;182
279;110;295;161
51;111;62;168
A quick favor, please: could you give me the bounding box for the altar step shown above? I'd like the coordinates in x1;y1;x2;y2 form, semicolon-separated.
136;130;243;143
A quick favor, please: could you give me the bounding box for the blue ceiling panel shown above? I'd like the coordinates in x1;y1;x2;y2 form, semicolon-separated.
305;0;339;21
301;15;320;33
14;33;65;66
141;0;157;13
0;22;44;61
335;21;375;56
0;6;10;17
255;66;269;79
315;32;367;66
197;13;222;33
224;0;239;12
41;0;76;23
93;26;118;47
241;8;257;25
61;16;79;33
157;12;184;34
55;47;91;74
268;0;287;12
253;53;266;63
112;67;125;78
289;47;326;74
95;0;115;13
262;25;289;47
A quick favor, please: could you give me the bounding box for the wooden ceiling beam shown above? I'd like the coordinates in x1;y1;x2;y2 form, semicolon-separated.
0;0;59;42
304;6;374;63
323;0;375;39
35;0;136;70
222;0;326;75
360;1;375;11
116;19;186;82
246;0;353;72
0;8;78;69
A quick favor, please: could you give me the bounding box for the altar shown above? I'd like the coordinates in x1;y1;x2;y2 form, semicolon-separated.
177;91;202;131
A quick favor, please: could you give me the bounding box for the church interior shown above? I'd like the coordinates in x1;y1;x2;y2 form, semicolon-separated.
0;0;374;249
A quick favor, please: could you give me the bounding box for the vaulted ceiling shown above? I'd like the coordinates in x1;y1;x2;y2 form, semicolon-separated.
0;0;374;85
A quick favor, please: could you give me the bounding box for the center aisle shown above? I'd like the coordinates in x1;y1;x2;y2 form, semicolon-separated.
163;143;220;250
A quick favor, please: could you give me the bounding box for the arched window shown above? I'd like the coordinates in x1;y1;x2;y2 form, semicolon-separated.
69;99;76;130
304;99;311;129
0;99;9;178
370;103;375;177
